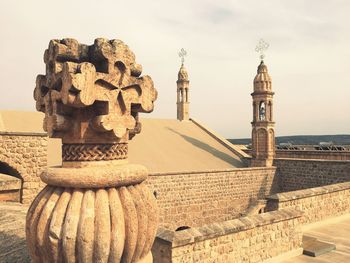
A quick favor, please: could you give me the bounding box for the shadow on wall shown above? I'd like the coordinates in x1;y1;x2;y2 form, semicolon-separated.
167;128;243;167
242;171;280;216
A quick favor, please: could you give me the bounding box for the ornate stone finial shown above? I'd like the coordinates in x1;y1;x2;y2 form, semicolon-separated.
34;38;157;162
255;39;269;61
178;48;187;65
26;39;159;263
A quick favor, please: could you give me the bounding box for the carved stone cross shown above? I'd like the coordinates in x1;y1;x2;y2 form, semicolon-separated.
255;39;269;61
34;38;157;144
178;48;187;64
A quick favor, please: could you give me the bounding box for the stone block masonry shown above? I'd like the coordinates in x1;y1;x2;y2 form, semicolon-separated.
146;167;279;230
0;132;47;203
275;150;350;161
274;158;350;192
267;181;350;225
152;208;303;263
244;149;350;161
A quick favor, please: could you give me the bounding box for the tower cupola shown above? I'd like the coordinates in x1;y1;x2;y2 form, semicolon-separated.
251;40;275;167
253;61;272;92
176;49;190;121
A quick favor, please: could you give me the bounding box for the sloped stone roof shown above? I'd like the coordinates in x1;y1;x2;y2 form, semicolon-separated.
0;111;246;173
0;110;45;133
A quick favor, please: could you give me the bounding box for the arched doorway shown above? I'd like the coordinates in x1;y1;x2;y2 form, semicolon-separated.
0;161;22;202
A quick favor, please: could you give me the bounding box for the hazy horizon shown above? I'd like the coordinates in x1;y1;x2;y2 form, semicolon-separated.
1;0;349;138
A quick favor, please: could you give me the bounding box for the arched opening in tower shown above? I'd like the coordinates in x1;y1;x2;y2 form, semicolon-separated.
259;101;266;121
0;161;23;202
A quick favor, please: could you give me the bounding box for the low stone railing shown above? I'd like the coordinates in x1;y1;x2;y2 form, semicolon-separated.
267;182;350;225
152;208;303;263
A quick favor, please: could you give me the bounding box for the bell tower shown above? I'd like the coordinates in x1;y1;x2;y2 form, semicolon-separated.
251;40;275;167
177;48;190;121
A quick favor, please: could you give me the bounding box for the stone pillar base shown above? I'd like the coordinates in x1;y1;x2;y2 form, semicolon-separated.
26;165;159;263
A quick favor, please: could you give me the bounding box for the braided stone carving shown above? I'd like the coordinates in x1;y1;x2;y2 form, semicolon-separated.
62;143;128;161
26;39;159;263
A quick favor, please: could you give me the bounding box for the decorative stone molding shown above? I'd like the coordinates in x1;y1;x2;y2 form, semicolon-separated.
62;143;128;161
26;38;159;263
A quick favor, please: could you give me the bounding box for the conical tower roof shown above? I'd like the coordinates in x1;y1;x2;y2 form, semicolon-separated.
178;63;189;81
253;60;272;92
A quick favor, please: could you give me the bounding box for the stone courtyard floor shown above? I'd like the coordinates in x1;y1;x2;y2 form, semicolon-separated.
283;214;350;263
0;201;349;263
0;202;29;263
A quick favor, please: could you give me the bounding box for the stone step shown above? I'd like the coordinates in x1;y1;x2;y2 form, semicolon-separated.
302;235;336;257
0;173;21;202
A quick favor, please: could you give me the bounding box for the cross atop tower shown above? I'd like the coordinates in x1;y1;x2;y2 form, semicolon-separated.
255;39;269;61
178;48;187;65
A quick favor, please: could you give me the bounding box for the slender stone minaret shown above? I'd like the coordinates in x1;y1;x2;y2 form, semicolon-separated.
177;48;190;121
251;40;275;167
27;38;158;263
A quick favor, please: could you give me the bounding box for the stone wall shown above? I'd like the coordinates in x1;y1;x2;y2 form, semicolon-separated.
152;208;303;263
275;150;350;161
244;148;350;161
0;132;47;203
267;182;350;225
274;158;350;191
146;167;279;230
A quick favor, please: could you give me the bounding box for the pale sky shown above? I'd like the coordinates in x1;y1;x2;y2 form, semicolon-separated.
0;0;349;138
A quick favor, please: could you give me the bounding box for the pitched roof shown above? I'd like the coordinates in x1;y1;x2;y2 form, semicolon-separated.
0;111;246;173
0;110;45;133
128;118;245;173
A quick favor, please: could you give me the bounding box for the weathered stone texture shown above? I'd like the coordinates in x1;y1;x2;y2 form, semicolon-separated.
146;167;279;230
0;134;47;203
27;38;158;263
267;182;350;225
274;158;350;191
153;208;303;263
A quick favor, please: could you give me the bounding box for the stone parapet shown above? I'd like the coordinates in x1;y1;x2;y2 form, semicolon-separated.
267;182;350;225
0;131;47;137
244;148;350;161
268;181;350;201
152;208;303;263
149;166;276;176
275;150;350;161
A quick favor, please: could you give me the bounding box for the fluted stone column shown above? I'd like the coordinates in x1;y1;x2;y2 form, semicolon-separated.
26;38;159;263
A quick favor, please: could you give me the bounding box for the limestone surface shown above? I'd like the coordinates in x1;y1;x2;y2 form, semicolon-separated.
26;38;159;263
